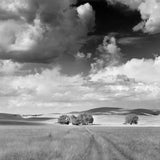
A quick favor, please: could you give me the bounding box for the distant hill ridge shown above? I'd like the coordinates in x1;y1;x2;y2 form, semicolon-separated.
0;113;23;120
0;107;160;121
84;107;121;113
70;107;160;116
128;109;160;116
0;113;54;121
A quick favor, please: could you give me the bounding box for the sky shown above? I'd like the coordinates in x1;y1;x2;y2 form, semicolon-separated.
0;0;160;114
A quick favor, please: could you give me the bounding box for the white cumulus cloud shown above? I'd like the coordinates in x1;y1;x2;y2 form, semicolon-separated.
0;60;22;74
90;56;160;83
134;0;160;33
77;3;95;31
0;57;159;113
91;36;122;72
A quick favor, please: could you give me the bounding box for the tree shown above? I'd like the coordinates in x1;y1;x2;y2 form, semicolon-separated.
77;113;94;125
58;115;70;125
86;114;94;124
70;115;81;125
124;114;139;125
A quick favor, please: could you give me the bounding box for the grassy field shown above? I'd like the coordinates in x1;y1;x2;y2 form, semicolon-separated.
0;125;160;160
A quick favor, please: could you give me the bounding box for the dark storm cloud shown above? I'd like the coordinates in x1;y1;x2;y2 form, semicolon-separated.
75;0;142;64
0;0;95;63
77;0;160;63
83;0;160;34
77;0;141;34
106;0;160;34
1;0;160;71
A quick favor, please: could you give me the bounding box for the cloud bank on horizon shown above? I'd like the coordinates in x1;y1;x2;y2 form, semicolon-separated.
0;0;160;113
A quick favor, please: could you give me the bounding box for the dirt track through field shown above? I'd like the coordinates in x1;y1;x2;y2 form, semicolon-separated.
80;127;134;160
80;127;105;160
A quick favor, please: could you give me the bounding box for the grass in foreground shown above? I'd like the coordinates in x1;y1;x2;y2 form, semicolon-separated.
0;125;160;160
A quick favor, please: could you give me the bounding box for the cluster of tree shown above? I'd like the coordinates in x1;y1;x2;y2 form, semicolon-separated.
58;113;139;126
58;113;94;125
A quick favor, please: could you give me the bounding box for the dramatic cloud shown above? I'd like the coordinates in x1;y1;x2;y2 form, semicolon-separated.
134;0;160;33
118;37;143;45
0;60;22;75
89;56;160;102
0;0;95;63
0;1;160;113
107;0;142;10
0;0;30;13
106;0;160;34
0;66;97;113
0;56;160;113
75;52;92;60
90;56;160;83
0;17;43;53
77;3;95;31
91;36;122;72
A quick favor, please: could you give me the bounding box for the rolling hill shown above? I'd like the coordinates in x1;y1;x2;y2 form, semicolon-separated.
70;107;160;116
0;113;23;120
0;113;53;125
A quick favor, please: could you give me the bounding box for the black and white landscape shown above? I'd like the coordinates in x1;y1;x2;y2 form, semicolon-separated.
1;107;160;126
0;0;160;159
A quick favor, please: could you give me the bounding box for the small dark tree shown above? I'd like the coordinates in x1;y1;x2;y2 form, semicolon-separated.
87;114;94;124
58;115;70;125
124;114;139;125
77;113;94;125
70;115;81;125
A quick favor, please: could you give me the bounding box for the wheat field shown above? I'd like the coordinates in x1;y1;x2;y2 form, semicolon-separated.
0;125;160;160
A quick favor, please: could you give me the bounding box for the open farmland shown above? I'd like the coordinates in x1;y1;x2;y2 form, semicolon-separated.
0;125;160;160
